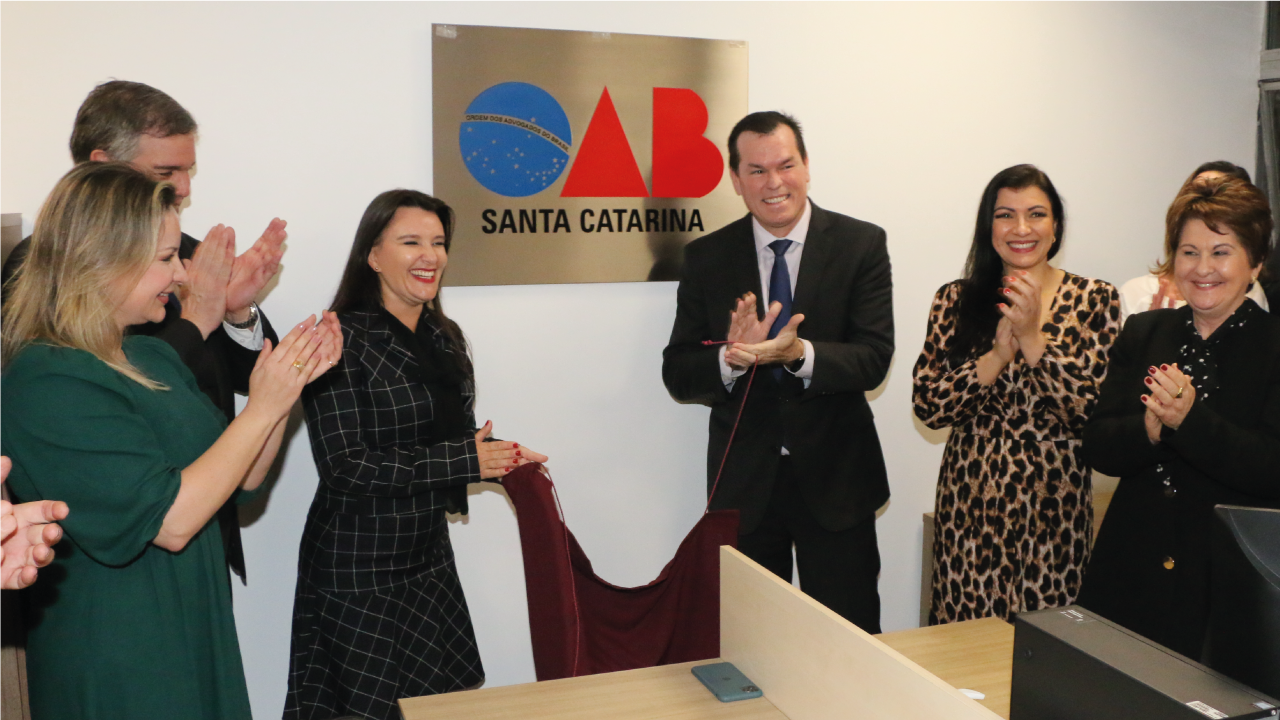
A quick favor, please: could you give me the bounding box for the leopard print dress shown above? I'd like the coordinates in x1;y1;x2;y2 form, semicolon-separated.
912;273;1120;625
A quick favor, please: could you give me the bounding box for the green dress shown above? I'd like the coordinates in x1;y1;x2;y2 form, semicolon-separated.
1;336;252;720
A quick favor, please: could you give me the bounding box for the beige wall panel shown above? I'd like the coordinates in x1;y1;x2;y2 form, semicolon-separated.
721;546;1001;720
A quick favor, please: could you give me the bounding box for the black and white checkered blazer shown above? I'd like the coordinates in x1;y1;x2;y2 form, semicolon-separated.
297;308;481;591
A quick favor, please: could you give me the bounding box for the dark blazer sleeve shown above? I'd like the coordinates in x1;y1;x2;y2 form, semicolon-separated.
214;310;277;396
301;321;481;498
151;316;215;375
1083;312;1176;477
805;220;893;397
173;231;279;398
150;231;211;374
662;232;737;408
1167;394;1280;500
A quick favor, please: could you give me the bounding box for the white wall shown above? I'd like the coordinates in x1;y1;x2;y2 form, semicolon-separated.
1;2;1264;718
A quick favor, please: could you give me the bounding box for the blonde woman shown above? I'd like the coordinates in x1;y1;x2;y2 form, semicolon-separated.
0;162;340;719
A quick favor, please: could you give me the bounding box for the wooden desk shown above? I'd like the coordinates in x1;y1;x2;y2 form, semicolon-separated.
399;660;787;720
399;618;1015;720
401;549;1015;719
879;617;1015;719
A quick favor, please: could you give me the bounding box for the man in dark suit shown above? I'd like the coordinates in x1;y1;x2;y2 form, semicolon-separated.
1;80;283;587
663;111;893;632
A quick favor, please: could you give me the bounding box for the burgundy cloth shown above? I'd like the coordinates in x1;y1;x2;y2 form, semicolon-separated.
503;464;739;680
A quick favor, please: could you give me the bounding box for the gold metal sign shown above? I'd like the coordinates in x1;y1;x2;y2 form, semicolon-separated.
432;24;749;286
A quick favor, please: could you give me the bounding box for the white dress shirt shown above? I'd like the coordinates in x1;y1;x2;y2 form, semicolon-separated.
719;199;816;389
222;304;265;350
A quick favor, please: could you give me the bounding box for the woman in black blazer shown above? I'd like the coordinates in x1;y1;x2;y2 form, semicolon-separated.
285;190;547;720
1079;175;1280;659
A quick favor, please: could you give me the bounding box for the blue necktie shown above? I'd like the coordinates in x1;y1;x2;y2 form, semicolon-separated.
767;239;794;380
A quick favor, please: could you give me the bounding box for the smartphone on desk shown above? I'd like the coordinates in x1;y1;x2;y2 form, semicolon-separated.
691;662;763;702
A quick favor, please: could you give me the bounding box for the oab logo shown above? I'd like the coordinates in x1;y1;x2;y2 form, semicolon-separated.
461;81;724;201
460;83;572;198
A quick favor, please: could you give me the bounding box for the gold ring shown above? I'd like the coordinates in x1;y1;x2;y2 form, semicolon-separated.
1175;386;1184;399
292;360;305;372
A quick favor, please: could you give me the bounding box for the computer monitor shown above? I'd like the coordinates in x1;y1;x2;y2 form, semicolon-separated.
1203;505;1280;699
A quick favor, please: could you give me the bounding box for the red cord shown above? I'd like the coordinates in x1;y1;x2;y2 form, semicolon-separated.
700;340;759;514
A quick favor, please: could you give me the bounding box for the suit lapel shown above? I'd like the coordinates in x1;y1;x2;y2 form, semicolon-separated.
793;202;833;316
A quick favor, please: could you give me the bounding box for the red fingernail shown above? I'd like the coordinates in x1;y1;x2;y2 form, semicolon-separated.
1145;377;1153;385
1003;288;1011;295
513;443;519;448
1161;364;1168;371
515;451;522;457
1149;367;1157;374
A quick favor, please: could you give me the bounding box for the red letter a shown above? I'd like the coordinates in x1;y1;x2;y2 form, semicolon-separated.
561;87;649;198
651;88;724;198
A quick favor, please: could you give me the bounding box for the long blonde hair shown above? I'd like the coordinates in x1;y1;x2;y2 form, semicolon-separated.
2;162;177;388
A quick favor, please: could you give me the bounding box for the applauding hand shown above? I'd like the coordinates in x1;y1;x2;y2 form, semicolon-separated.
179;225;234;338
724;293;780;370
1149;274;1183;311
312;311;343;373
993;316;1019;366
977;316;1021;386
0;457;68;591
1142;363;1195;434
244;313;343;423
226;218;287;322
727;313;805;369
998;271;1047;364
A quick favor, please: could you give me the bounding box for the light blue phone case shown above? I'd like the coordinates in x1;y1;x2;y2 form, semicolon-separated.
691;662;764;702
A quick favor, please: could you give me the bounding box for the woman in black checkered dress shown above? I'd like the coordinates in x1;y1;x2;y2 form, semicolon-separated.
285;190;547;720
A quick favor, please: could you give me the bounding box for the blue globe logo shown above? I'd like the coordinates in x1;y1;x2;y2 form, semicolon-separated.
460;82;573;198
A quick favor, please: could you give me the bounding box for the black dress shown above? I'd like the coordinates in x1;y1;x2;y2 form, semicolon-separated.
1079;300;1280;659
285;308;484;720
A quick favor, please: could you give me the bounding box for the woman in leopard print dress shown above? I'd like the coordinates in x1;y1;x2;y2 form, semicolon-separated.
912;165;1120;625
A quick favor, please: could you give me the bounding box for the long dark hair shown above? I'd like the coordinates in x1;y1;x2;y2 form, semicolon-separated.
331;189;471;376
949;164;1065;363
